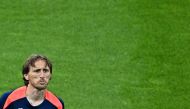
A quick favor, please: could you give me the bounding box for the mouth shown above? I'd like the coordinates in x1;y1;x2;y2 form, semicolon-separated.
39;80;46;84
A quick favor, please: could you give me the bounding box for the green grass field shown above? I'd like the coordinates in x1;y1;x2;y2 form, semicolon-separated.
0;0;190;109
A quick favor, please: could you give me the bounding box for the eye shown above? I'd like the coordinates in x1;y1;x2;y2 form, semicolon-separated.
33;69;41;73
43;69;50;73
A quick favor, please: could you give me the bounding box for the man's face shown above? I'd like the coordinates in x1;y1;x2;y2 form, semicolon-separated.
24;59;51;90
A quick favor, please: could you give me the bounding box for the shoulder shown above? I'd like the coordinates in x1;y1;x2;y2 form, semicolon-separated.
58;97;64;108
45;90;64;109
0;91;13;102
0;86;27;109
0;91;13;108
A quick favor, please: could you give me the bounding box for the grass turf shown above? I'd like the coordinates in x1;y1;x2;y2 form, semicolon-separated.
0;0;190;109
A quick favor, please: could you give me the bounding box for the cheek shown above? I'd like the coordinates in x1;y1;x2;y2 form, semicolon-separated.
29;74;39;79
45;74;51;80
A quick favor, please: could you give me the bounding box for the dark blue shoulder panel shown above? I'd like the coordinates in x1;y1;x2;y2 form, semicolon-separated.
0;91;13;109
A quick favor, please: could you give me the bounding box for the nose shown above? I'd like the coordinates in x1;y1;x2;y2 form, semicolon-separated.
39;70;45;78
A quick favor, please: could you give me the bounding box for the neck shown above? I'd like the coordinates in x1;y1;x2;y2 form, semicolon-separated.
26;84;45;106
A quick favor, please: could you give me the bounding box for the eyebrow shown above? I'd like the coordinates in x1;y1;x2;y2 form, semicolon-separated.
32;67;50;70
32;68;50;72
33;68;49;70
31;65;50;70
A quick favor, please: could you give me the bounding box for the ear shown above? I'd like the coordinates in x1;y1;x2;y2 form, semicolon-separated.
24;74;29;80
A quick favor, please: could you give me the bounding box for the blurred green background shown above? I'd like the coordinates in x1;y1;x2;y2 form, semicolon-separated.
0;0;190;109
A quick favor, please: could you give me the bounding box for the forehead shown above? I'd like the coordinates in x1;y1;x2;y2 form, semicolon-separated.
32;59;49;68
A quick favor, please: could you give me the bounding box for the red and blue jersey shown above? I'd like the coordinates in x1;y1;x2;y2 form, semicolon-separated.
0;86;64;109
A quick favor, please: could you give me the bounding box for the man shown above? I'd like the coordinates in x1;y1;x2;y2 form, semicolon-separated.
0;54;64;109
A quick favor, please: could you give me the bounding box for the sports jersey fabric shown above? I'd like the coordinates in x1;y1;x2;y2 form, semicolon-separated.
0;86;64;109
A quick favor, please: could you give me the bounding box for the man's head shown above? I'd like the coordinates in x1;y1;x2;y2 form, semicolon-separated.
22;54;52;89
